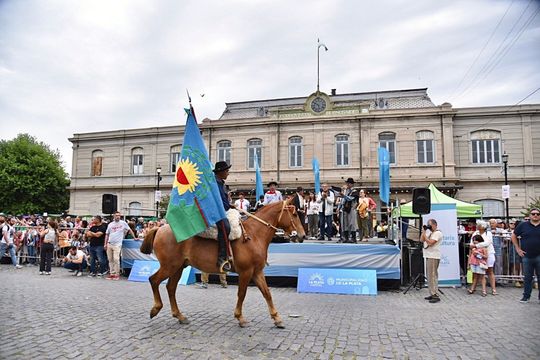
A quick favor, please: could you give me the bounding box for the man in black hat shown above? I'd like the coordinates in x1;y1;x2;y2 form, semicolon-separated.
340;178;359;243
263;181;283;205
213;161;232;272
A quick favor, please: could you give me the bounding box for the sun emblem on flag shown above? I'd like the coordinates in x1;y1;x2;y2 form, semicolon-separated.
174;158;202;195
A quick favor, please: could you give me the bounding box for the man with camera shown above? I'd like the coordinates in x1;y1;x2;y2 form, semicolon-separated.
420;219;443;303
317;183;335;241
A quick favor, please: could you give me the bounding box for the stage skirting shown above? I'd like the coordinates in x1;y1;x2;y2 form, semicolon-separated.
121;240;400;280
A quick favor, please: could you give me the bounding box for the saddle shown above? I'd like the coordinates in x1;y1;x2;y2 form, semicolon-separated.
197;209;243;241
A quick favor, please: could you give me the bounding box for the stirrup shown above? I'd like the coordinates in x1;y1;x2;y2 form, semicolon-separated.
218;258;231;273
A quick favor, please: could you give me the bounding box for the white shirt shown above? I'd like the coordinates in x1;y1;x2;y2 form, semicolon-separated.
470;230;495;255
307;201;319;215
1;224;14;244
106;220;130;246
423;229;443;259
263;190;283;205
66;249;86;262
234;199;250;211
316;191;335;216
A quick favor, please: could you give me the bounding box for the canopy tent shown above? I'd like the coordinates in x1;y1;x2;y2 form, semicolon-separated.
395;183;482;218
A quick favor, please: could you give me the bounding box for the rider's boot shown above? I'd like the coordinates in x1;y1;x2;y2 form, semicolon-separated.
217;237;231;273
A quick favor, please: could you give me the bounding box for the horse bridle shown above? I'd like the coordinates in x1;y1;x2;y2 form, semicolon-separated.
238;201;298;238
277;201;299;238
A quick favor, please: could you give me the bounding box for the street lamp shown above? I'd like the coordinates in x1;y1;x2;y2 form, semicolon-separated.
502;152;509;225
156;165;162;219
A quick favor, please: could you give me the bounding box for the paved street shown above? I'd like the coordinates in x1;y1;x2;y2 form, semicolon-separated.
1;265;539;360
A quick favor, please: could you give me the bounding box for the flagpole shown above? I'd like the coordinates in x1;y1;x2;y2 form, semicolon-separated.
317;38;320;92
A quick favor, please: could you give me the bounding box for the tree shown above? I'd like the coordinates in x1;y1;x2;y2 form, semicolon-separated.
158;194;170;218
0;134;70;214
522;197;540;217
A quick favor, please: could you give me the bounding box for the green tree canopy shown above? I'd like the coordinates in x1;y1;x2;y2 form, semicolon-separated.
0;134;70;214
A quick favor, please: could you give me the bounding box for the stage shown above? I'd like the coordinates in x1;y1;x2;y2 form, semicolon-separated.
121;240;401;284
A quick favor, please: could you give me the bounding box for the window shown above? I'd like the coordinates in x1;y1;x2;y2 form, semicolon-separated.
131;147;144;175
335;134;349;166
289;136;303;167
471;130;501;164
128;201;142;216
247;138;262;169
91;150;103;176
474;199;503;218
378;132;396;164
170;145;182;173
416;131;434;164
217;140;231;165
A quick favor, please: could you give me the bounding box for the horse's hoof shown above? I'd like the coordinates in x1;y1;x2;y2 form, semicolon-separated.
274;322;285;329
179;318;190;325
238;320;247;328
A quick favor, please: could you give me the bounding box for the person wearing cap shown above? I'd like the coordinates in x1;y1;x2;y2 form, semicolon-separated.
263;181;283;205
339;178;359;243
213;161;233;273
512;207;540;303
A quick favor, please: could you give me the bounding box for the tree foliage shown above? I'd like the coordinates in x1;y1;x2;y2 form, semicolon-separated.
522;197;540;217
0;134;70;214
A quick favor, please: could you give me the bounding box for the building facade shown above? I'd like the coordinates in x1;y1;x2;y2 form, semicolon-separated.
68;88;540;218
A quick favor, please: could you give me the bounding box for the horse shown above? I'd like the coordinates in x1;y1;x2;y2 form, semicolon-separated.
139;199;306;328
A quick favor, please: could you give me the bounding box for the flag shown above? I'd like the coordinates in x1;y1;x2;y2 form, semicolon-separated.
255;153;263;201
378;147;390;205
165;107;227;242
312;158;320;194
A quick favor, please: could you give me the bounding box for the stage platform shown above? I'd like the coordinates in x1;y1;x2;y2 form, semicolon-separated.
121;239;401;281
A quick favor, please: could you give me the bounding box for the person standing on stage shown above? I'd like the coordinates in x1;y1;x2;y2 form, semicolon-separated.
357;189;375;241
263;181;282;205
421;218;443;303
512;208;540;303
292;186;306;229
234;192;250;212
317;183;335;241
340;178;358;243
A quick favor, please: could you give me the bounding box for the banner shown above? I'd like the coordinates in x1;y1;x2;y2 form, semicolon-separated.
422;203;460;286
312;158;320;194
378;147;390;204
255;153;263;201
298;268;377;295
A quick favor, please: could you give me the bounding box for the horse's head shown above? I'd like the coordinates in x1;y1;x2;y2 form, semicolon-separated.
277;199;306;242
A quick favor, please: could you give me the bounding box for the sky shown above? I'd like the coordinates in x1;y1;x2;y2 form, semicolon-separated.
1;0;539;175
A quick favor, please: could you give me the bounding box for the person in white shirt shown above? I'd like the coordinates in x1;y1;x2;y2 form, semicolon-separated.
263;181;283;205
105;211;135;280
421;218;443;303
306;192;320;239
0;215;23;269
317;183;335;241
470;220;497;295
63;246;87;276
234;192;251;212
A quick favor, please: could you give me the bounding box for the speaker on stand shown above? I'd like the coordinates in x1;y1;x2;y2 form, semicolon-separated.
102;194;118;214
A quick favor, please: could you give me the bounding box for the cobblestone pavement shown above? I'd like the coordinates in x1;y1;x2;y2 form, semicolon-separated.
1;265;539;360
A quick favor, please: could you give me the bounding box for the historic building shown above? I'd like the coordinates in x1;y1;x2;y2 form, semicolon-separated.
68;88;540;218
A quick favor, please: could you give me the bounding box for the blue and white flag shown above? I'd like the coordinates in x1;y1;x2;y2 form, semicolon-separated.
378;147;390;205
312;158;321;194
255;153;264;201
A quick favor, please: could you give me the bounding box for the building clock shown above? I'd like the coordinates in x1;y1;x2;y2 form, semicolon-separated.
310;96;327;113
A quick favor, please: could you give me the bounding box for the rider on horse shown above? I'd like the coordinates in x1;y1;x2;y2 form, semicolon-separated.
213;161;233;273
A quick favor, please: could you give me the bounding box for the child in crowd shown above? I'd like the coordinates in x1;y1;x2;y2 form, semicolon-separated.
468;234;488;296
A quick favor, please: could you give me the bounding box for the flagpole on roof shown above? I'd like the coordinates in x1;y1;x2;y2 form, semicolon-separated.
317;38;328;92
186;89;197;121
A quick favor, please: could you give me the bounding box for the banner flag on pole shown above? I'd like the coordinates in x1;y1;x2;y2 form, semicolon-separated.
312;158;321;194
165;107;227;242
255;153;264;201
378;147;390;205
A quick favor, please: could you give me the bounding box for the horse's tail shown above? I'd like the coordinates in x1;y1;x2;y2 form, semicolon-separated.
140;228;159;254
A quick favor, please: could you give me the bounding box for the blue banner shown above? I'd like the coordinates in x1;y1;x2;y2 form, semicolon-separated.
312;158;320;194
378;147;390;204
297;268;377;295
128;260;196;285
255;153;263;201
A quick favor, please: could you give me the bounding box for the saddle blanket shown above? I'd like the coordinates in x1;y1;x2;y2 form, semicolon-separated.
197;209;243;241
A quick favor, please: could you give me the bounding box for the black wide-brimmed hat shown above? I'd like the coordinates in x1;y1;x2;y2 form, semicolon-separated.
268;181;278;187
213;161;232;173
345;177;355;184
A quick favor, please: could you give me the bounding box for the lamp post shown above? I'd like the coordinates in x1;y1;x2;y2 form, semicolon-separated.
502;152;509;225
156;166;162;219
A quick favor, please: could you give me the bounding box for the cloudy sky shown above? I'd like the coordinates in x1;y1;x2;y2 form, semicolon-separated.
1;0;539;174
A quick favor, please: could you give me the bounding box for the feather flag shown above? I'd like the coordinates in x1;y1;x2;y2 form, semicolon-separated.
312;158;321;194
165;107;227;242
378;147;390;205
255;153;263;201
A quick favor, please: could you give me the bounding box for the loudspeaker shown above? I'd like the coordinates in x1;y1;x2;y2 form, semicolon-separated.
412;188;431;215
102;194;117;214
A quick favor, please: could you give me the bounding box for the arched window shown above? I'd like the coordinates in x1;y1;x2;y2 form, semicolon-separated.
131;147;144;175
416;130;435;164
217;140;231;165
91;150;103;176
471;130;501;164
289;136;303;168
247;138;262;169
170;145;182;173
128;201;142;216
474;199;504;217
335;134;349;166
378;132;396;164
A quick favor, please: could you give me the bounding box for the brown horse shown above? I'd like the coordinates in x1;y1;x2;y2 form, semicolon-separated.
140;200;306;328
